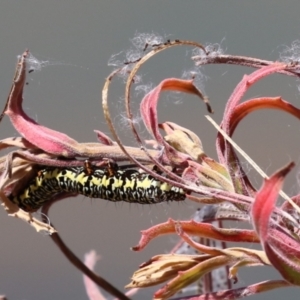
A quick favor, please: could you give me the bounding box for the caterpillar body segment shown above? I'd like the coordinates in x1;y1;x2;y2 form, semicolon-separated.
9;166;186;212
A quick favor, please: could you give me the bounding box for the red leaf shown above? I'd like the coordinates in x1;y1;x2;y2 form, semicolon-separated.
250;163;300;285
140;78;211;165
5;51;81;157
251;162;294;241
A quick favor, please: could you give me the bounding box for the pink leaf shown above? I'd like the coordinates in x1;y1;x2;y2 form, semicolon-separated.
83;251;106;300
251;162;294;241
251;162;300;285
94;130;114;145
5;51;81;157
132;218;259;251
141;78;211;142
140;78;211;165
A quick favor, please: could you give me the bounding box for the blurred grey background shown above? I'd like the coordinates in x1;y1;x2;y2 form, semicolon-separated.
1;1;300;299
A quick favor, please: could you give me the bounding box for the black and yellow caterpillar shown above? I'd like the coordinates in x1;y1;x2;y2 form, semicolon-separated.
9;164;186;212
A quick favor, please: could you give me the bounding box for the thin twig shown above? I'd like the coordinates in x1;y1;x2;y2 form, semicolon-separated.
41;197;131;300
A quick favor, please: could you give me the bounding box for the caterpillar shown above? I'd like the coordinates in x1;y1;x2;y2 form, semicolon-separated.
9;164;186;212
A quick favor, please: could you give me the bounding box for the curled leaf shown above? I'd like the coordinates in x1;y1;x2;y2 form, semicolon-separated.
140;78;212;165
251;162;294;240
251;162;300;285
